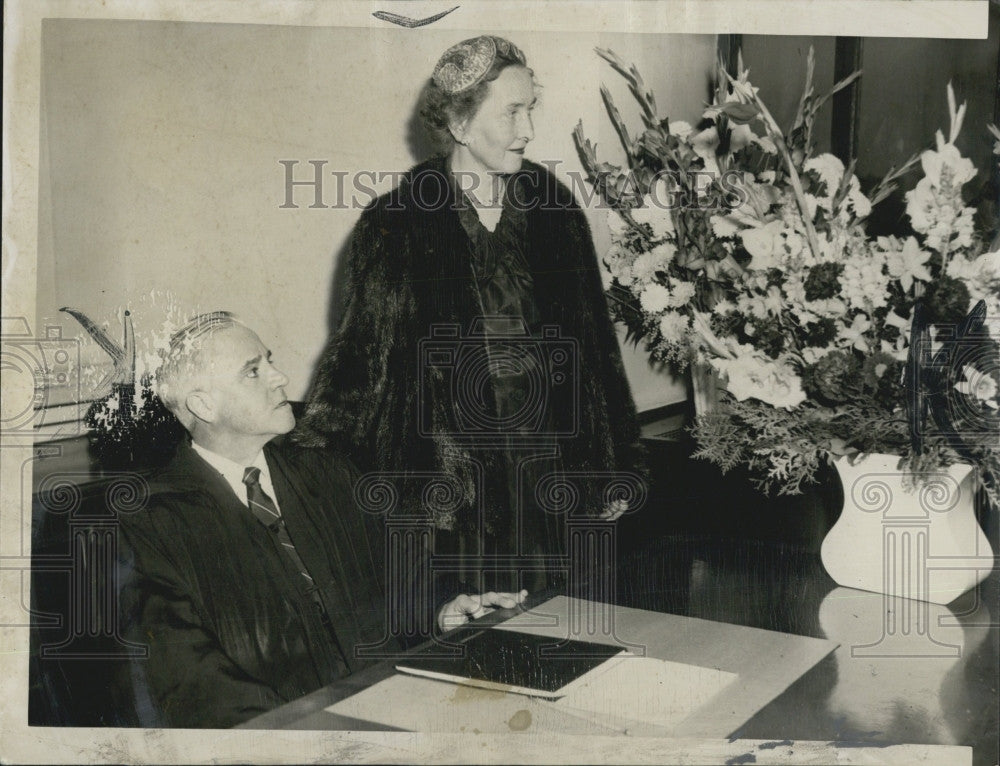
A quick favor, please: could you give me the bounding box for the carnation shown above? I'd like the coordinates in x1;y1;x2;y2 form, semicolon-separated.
922;275;972;327
803;262;844;301
669;120;693;138
861;352;903;407
713;299;737;315
846;185;872;220
650;241;677;267
800;351;861;404
802;317;838;347
745;316;786;359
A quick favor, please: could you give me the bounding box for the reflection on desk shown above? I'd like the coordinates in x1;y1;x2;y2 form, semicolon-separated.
248;596;836;738
240;536;998;766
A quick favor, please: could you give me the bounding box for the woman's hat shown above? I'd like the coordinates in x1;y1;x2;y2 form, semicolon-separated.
432;36;526;95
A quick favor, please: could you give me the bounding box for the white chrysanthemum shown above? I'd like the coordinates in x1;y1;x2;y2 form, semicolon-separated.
847;185;872;220
669;120;693;138
639;283;672;314
658;311;690;345
650;241;677;266
616;264;636;286
804;154;846;198
713;298;737;315
631;252;661;285
668;280;697;308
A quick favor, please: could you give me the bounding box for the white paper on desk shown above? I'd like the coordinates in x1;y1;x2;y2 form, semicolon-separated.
550;654;738;729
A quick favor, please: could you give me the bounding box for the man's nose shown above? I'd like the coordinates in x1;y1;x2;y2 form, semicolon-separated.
270;365;289;388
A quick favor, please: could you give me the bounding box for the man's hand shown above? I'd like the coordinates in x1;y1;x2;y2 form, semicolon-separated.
437;589;528;632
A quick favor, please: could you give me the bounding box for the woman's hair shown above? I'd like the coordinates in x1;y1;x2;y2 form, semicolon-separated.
419;37;530;156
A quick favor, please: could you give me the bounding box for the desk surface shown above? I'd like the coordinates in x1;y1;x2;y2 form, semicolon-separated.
241;536;998;766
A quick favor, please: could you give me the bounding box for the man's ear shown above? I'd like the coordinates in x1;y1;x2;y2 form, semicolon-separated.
448;117;468;146
185;389;216;425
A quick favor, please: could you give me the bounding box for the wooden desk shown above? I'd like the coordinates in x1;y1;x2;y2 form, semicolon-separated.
241;538;997;765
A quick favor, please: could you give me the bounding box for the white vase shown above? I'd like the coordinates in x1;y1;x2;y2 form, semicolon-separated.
690;361;721;416
821;453;992;605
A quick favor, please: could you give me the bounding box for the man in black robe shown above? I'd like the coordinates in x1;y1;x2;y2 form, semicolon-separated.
117;312;524;727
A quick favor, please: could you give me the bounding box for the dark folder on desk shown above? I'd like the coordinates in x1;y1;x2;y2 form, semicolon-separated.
395;628;624;698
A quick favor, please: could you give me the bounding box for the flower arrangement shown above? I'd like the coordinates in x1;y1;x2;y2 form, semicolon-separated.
575;49;999;502
62;297;187;469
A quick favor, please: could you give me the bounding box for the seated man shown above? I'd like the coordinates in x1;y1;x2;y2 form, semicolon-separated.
117;312;524;727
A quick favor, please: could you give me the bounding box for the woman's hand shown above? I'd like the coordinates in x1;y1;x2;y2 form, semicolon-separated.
437;589;528;632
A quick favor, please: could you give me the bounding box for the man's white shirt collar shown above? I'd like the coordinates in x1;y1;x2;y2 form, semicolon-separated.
191;441;280;512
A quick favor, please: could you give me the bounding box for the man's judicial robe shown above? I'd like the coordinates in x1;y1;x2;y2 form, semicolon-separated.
116;438;391;727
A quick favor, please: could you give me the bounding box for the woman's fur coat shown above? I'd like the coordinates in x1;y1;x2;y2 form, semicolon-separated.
296;156;643;533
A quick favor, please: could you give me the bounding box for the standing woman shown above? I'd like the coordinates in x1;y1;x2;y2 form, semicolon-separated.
297;36;642;595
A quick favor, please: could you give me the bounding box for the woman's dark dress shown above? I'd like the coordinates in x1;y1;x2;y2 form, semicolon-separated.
454;182;565;592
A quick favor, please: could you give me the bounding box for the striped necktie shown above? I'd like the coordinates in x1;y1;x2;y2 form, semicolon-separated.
242;466;316;591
